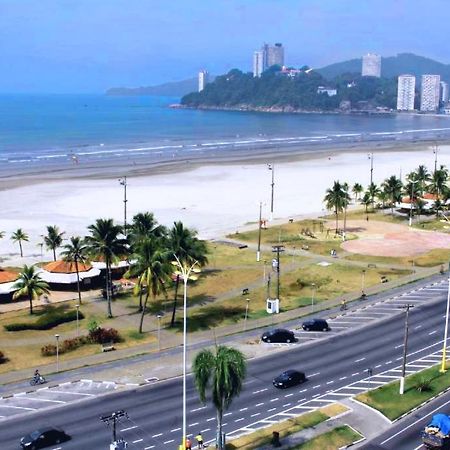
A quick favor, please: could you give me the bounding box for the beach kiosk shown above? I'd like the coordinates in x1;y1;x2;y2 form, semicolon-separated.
0;268;19;302
266;298;280;314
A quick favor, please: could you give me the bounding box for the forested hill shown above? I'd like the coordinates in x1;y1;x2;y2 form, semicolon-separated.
181;67;398;111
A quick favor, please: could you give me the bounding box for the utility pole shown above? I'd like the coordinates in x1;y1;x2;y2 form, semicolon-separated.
100;410;129;447
368;153;373;186
441;272;450;373
268;164;275;221
272;245;285;300
257;201;262;262
399;304;414;395
118;176;128;237
434;143;439;175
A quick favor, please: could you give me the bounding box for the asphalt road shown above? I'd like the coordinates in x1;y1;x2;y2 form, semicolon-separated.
362;389;450;450
1;282;449;450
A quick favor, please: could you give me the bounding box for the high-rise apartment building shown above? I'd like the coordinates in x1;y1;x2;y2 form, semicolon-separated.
253;51;265;78
198;70;209;92
361;53;381;77
253;43;284;77
420;74;441;111
441;81;449;105
397;74;416;111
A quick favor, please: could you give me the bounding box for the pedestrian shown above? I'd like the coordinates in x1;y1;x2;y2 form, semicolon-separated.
186;437;192;450
195;432;204;449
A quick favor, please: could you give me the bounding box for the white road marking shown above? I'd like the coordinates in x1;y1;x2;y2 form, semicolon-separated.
152;433;162;438
429;331;437;335
190;406;207;412
354;357;366;362
339;376;347;380
120;426;138;432
239;407;248;412
133;439;143;443
255;402;264;407
251;412;261;417
170;427;181;433
163;440;174;445
308;372;320;377
268;407;276;412
270;398;279;402
235;417;244;422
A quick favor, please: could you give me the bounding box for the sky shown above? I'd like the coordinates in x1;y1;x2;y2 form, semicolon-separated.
1;0;450;93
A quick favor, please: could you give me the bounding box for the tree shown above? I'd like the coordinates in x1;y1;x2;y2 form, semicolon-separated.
128;212;167;250
168;221;208;327
428;165;448;200
416;198;426;223
11;228;29;257
414;165;430;196
193;346;246;450
367;182;380;210
13;265;50;314
382;175;403;214
323;181;346;233
341;183;351;240
60;236;89;305
361;192;371;219
85;219;128;318
130;237;172;333
352;183;363;202
377;190;389;209
43;225;65;261
404;176;421;222
0;231;4;239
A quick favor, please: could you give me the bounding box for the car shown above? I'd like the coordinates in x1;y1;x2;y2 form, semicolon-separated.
20;427;70;449
273;370;307;389
261;328;296;343
302;318;330;332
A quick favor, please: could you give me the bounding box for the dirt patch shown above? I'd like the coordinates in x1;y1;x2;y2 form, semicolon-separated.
341;220;450;257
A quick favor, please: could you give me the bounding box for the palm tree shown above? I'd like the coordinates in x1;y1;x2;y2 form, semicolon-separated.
193;346;246;450
367;182;380;210
324;181;346;233
416;198;426;223
404;176;421;222
13;265;50;314
382;175;403;214
43;225;65;261
0;231;4;239
85;218;128;318
130;236;172;333
60;236;89;305
341;183;351;241
377;190;389;209
128;212;167;250
352;183;363;202
169;221;208;327
414;165;431;197
429;165;449;201
11;228;29;257
361;192;371;220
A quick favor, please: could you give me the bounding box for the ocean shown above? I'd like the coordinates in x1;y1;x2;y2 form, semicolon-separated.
1;94;450;169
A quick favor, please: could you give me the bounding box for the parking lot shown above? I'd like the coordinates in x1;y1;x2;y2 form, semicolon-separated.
0;379;124;420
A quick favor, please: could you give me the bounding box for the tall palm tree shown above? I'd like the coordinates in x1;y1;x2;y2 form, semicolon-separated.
429;165;449;201
367;182;380;210
323;181;346;233
13;265;50;314
382;175;403;214
352;183;363;202
404;176;421;222
341;183;351;241
169;221;208;327
128;212;167;250
193;346;246;450
11;229;29;257
414;165;431;197
377;190;389;209
130;237;172;333
361;192;371;220
85;218;128;318
60;236;89;305
43;225;65;261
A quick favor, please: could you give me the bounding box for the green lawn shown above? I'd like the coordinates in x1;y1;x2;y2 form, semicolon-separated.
356;365;450;420
288;426;362;450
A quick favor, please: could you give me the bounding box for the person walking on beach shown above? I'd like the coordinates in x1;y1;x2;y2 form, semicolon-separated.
195;432;204;449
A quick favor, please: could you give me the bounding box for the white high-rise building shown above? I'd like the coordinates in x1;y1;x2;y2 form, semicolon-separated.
441;81;449;105
253;51;265;77
397;74;416;111
420;74;441;111
198;70;209;92
362;53;381;77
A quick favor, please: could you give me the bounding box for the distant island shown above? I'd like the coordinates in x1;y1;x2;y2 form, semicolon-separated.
106;77;199;97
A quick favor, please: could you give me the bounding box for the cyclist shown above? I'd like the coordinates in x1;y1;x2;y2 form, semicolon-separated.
340;299;347;311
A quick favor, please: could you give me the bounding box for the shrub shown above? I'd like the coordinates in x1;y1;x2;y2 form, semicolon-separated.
41;344;57;356
89;327;121;344
5;310;85;331
415;377;433;393
0;351;6;364
41;336;89;357
87;318;99;333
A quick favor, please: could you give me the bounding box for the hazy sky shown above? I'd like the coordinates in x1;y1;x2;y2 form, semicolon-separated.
1;0;450;93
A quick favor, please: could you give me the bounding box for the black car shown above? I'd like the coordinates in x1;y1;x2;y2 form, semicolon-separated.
273;370;307;389
20;427;70;449
302;318;330;332
261;328;296;343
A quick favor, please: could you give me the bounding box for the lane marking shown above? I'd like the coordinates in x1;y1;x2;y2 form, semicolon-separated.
120;426;138;432
354;357;366;363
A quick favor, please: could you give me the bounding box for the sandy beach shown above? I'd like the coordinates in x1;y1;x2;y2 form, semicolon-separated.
1;141;450;266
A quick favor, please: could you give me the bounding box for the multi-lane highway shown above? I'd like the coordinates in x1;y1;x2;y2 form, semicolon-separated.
1;276;450;449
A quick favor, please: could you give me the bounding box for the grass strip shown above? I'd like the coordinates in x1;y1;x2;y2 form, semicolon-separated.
356;365;450;421
288;425;362;450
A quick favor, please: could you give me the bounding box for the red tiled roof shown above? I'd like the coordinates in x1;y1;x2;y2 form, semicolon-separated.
0;269;19;284
43;260;92;274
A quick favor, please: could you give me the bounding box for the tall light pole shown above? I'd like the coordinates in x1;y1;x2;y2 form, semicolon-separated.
368;153;374;186
399;304;414;395
271;245;284;301
118;176;128;237
361;270;366;297
157;314;162;352
441;272;450;373
434;144;439;175
55;334;60;372
76;304;80;337
257;201;263;262
172;256;200;450
268;164;275;221
409;180;418;227
311;283;316;313
244;298;250;331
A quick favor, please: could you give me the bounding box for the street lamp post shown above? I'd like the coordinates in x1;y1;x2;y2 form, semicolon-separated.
368;153;374;186
118;176;128;237
268;164;275;221
361;270;366;297
399;304;414;395
76;304;80;337
172;256;200;450
434;144;439;175
311;283;316;313
257;201;263;262
441;272;450;373
271;245;285;301
244;298;250;331
55;334;60;372
157;314;162;352
409;180;418;227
